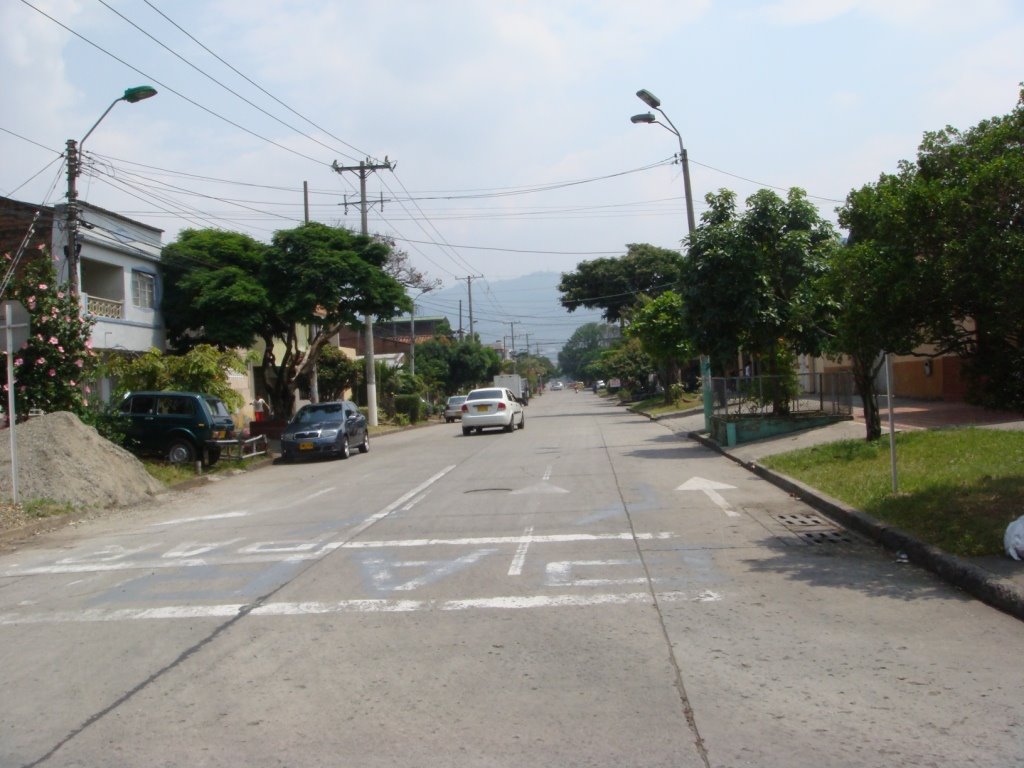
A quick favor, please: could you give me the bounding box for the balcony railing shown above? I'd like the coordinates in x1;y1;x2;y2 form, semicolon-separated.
85;295;124;319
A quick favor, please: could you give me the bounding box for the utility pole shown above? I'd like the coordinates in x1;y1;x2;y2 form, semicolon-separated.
459;275;484;341
64;140;81;295
332;157;393;426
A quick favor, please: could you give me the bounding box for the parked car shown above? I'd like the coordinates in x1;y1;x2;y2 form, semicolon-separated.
460;387;525;435
280;400;369;461
551;381;564;390
444;395;468;422
119;390;235;465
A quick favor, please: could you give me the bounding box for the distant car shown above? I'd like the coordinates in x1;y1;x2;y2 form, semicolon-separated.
280;400;369;461
444;395;468;422
119;390;235;465
551;381;564;391
596;380;606;389
460;387;525;435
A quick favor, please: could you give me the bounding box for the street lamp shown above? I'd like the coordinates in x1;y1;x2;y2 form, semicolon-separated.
631;88;712;429
630;88;696;236
66;85;158;295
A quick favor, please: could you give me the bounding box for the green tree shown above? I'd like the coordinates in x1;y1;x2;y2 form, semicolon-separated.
108;345;246;410
830;172;931;440
598;337;653;395
902;89;1024;409
681;187;838;412
558;322;618;382
627;291;692;403
0;250;96;416
558;243;685;324
314;345;362;401
161;223;410;417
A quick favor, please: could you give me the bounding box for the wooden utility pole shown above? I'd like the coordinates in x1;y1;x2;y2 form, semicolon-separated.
331;158;393;426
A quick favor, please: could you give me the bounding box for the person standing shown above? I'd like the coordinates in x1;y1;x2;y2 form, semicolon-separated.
253;396;268;422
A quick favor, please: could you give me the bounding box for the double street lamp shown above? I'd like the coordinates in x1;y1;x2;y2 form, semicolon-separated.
630;88;696;237
65;85;158;295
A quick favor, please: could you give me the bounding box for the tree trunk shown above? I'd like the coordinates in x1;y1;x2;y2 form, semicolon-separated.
852;354;881;441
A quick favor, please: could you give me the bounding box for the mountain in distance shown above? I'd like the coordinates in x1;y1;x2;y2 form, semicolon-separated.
413;271;606;363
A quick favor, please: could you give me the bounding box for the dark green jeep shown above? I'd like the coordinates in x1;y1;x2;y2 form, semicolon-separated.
119;391;235;465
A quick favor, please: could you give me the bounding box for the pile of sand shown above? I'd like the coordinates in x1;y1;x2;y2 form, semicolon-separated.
0;411;164;509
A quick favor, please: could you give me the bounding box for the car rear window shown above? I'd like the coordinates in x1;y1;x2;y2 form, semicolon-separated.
466;389;502;401
205;397;230;417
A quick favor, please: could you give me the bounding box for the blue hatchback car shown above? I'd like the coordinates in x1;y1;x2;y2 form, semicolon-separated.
280;400;369;461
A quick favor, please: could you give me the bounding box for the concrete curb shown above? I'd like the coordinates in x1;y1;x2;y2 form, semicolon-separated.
686;430;1024;623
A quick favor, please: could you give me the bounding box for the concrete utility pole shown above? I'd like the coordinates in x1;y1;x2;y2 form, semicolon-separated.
459;275;484;341
331;157;393;427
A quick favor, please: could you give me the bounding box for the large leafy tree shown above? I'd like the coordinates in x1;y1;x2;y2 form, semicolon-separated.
902;89;1024;409
312;345;362;402
0;249;96;416
680;187;838;409
627;290;692;403
829;172;931;440
558;243;685;324
161;223;410;417
558;322;619;382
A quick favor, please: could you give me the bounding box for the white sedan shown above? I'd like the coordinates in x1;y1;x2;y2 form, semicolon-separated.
460;387;525;435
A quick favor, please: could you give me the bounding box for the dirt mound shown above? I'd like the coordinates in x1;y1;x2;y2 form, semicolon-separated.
0;411;164;509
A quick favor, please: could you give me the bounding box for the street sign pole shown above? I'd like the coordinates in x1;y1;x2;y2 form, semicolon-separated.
1;300;31;504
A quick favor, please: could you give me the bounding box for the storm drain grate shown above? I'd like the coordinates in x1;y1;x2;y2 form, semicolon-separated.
773;512;830;527
797;530;854;545
771;512;854;545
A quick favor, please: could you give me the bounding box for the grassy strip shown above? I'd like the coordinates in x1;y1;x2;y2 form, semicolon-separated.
628;392;703;416
760;428;1024;557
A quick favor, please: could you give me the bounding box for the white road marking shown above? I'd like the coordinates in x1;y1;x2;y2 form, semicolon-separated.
152;511;250;527
545;559;647;587
163;539;243;558
512;482;569;495
676;477;742;518
507;526;534;576
543;465;552;481
363;549;497;592
0;590;722;625
346;465;456;539
1;532;675;577
401;493;428;512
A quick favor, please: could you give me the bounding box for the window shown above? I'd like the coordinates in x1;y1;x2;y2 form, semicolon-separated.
132;271;155;309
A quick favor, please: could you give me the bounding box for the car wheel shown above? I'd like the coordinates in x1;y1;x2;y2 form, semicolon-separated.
462;426;472;436
167;439;197;464
359;431;370;454
517;413;525;430
504;416;514;433
338;435;350;460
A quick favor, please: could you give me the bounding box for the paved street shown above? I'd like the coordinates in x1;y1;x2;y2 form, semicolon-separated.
1;391;1022;767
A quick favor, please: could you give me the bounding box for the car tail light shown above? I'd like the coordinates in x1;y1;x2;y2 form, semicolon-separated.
461;404;469;412
497;402;507;411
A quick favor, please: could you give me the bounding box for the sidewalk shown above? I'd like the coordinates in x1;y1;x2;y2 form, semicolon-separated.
655;398;1024;622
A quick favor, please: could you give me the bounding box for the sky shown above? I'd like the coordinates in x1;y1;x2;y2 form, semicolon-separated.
2;0;1022;357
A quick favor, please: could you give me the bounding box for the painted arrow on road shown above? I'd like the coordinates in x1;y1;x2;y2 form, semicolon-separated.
676;477;741;518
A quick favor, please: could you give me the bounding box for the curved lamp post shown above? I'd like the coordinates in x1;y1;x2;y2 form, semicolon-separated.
631;88;712;428
630;88;696;236
66;85;158;295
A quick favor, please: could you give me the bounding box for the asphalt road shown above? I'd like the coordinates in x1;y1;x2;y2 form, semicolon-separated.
1;391;1021;767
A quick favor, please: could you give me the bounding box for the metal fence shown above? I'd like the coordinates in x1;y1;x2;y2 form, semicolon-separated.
709;372;854;418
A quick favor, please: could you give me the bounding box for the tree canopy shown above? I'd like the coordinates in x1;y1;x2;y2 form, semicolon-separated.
160;222;410;416
558;243;685;324
680;187;838;375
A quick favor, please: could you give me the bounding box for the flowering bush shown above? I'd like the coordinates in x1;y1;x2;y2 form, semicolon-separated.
1;249;96;416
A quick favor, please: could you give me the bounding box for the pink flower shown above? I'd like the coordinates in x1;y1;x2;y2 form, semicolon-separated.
38;283;47;290
84;385;91;394
85;339;93;349
69;380;76;387
57;291;65;299
75;359;83;368
13;358;22;366
49;336;59;345
48;369;56;377
36;357;45;365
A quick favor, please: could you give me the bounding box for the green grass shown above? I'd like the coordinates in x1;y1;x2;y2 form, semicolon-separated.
23;498;77;519
628;392;703;416
142;454;265;486
761;428;1024;557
